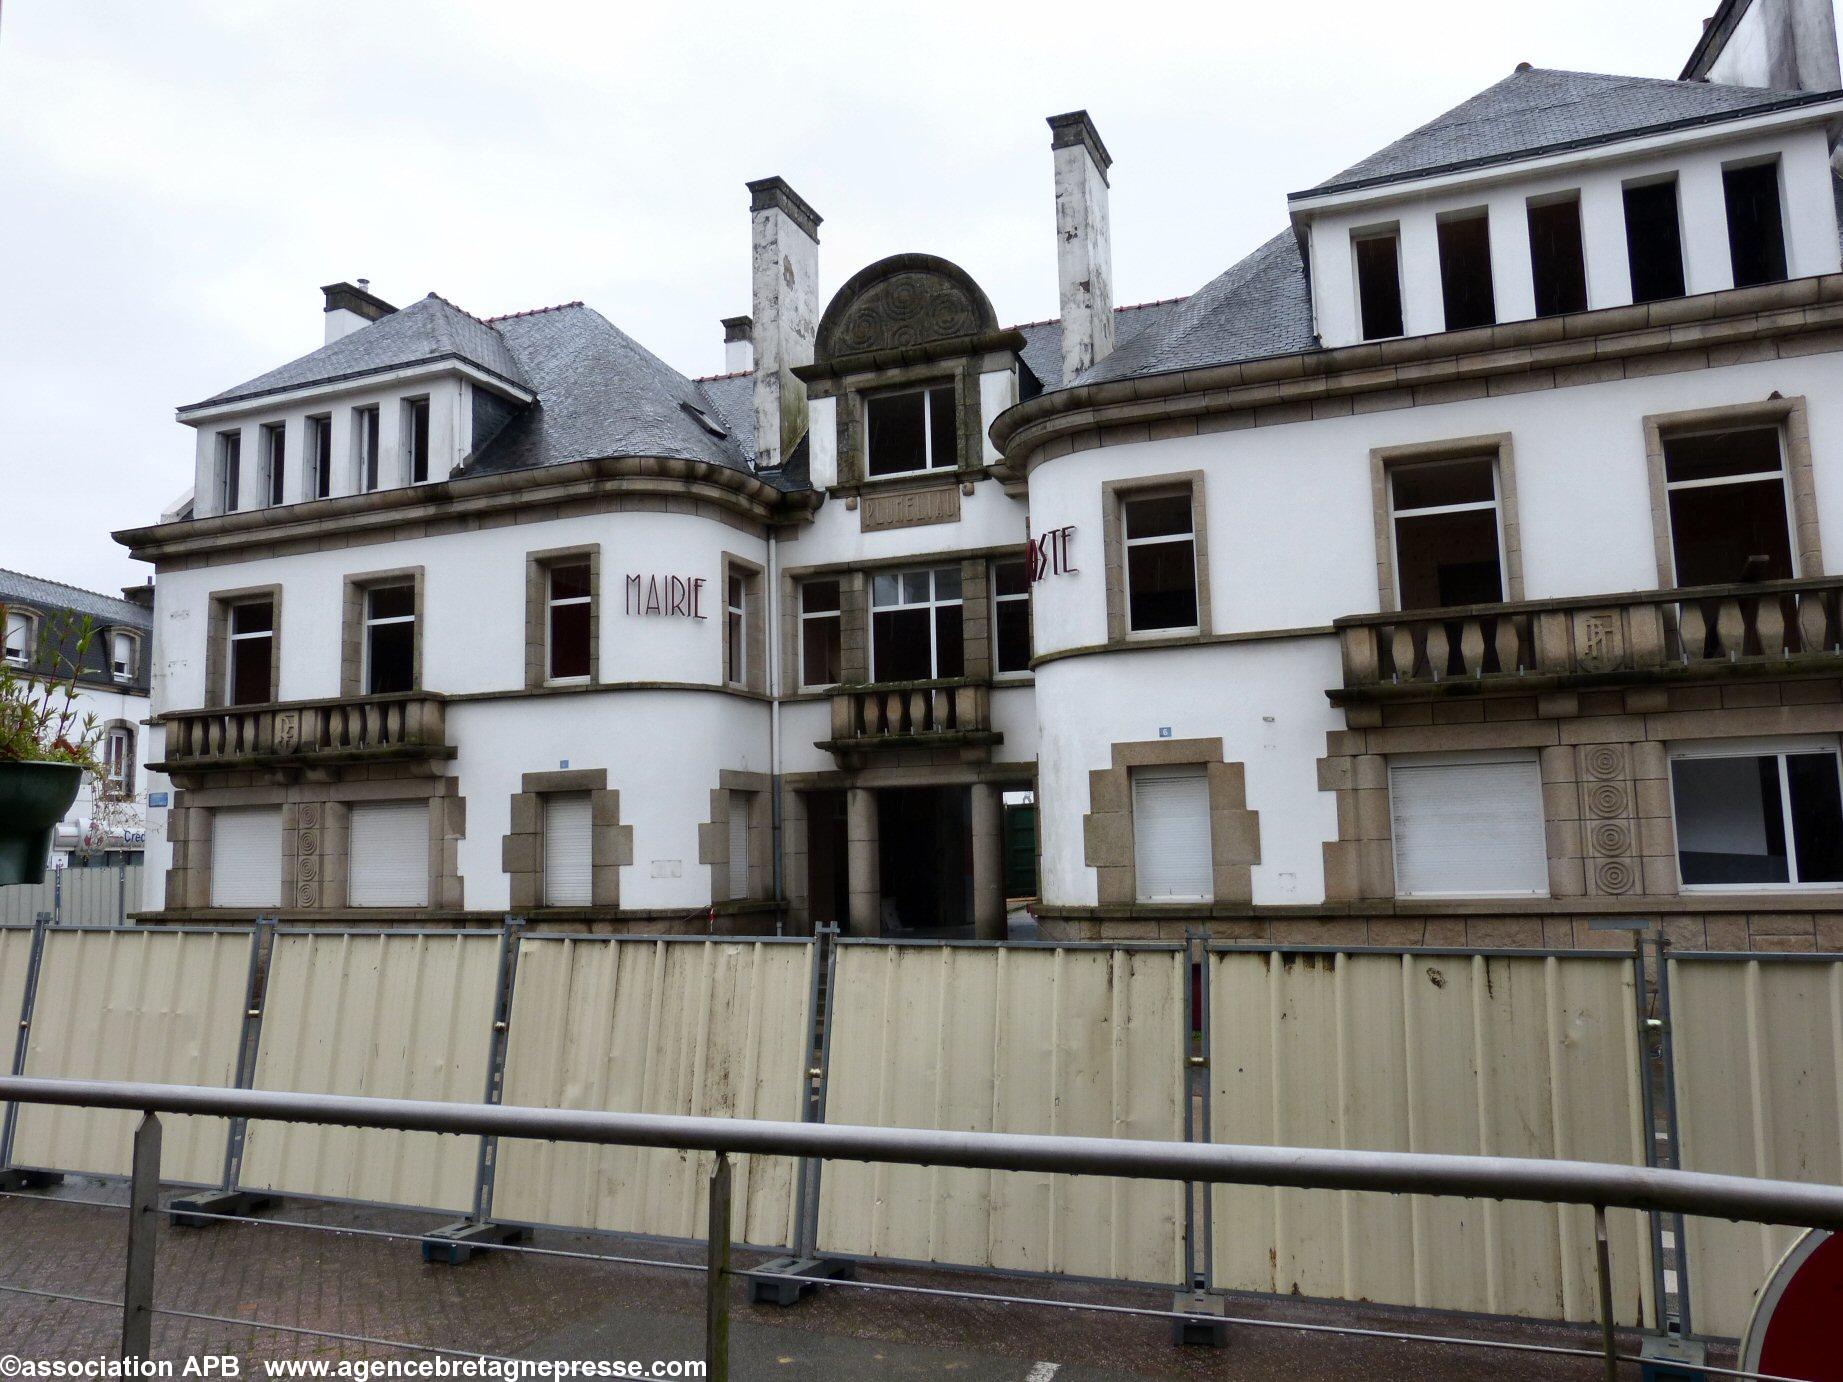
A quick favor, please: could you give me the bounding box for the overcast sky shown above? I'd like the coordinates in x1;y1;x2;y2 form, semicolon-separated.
1;0;1717;595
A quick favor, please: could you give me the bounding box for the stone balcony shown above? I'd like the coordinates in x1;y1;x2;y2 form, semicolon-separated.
1333;575;1843;704
818;677;1000;768
154;691;453;780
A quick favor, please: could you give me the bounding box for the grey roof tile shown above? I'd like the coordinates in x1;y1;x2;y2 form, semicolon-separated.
190;294;530;409
1304;67;1826;196
0;568;153;630
694;371;757;456
1015;298;1187;391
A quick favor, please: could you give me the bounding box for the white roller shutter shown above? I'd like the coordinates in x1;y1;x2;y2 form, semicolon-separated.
543;793;593;906
1132;765;1212;902
728;793;751;900
348;801;429;907
210;807;283;907
1390;755;1549;897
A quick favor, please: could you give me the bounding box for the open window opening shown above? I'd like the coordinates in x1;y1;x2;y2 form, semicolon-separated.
1672;745;1843;887
799;579;842;688
870;567;963;682
363;583;416;695
1122;490;1198;633
993;558;1031;674
217;432;241;513
1662;426;1794;587
546;561;592;683
1624;178;1686;304
1527;194;1588;318
1436;209;1496;330
1353;227;1404;341
355;406;381;492
1724;160;1789;289
404;396;431;483
866;384;956;477
307;415;332;499
1389;456;1504;609
262;422;286;506
227;598;274;706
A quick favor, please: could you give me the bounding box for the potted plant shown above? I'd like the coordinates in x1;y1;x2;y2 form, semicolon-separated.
0;603;102;885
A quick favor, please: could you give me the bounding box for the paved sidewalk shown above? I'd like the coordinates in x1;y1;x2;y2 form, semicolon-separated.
0;1185;1730;1379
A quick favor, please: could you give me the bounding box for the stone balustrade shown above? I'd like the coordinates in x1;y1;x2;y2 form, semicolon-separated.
157;692;451;771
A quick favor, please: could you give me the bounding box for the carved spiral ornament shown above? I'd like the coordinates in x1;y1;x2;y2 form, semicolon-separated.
1586;782;1627;819
1583;745;1625;781
1596;859;1636;894
300;802;322;829
1590;822;1630;856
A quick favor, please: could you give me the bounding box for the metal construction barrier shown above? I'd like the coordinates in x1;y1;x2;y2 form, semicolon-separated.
1208;947;1654;1327
0;862;144;925
0;923;41;1156
1668;952;1843;1339
492;936;813;1247
817;941;1188;1284
9;926;252;1185
238;929;508;1214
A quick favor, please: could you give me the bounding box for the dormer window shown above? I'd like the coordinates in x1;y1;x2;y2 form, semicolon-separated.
3;609;33;667
356;406;381;492
404;397;431;484
1527;193;1588;318
1624;176;1686;304
217;431;242;513
866;384;956;478
1352;226;1404;341
1436;208;1495;331
262;422;286;506
307;415;332;499
109;630;136;682
1724;159;1788;289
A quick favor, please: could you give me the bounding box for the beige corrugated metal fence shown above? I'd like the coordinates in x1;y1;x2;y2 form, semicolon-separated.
817;943;1188;1283
0;863;142;926
1209;950;1654;1327
492;937;809;1247
12;927;250;1184
1668;955;1843;1339
238;931;504;1214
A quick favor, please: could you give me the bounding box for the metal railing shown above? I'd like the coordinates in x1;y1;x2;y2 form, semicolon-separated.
2;1077;1842;1377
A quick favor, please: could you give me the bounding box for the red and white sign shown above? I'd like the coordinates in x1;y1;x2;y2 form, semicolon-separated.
1741;1229;1843;1380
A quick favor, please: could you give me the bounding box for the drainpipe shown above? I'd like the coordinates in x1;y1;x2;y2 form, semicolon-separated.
768;525;784;935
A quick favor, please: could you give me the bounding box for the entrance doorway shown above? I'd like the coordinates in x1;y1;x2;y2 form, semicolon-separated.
804;790;848;929
877;786;971;933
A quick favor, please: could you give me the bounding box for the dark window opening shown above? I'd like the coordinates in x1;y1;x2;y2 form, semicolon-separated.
218;433;241;513
871;567;962;682
1663;427;1793;586
406;397;431;483
308;415;332;499
994;559;1031;674
1724;161;1788;289
357;407;381;492
800;579;842;687
1624;179;1686;304
547;561;592;681
1437;211;1496;330
1673;750;1843;885
263;424;285;506
866;386;955;477
227;599;274;706
1391;457;1503;610
1354;231;1404;341
1123;492;1198;632
1527;196;1588;318
364;584;415;695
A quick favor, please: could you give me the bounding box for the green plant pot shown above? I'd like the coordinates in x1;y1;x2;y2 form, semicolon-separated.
0;760;82;886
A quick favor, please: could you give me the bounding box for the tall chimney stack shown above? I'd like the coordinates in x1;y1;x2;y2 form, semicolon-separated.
1047;111;1115;383
722;315;754;374
745;177;821;469
321;281;396;345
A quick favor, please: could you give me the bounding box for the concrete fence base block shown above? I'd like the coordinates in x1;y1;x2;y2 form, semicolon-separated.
168;1189;277;1228
746;1255;857;1305
0;1168;62;1192
1170;1289;1228;1348
420;1219;530;1265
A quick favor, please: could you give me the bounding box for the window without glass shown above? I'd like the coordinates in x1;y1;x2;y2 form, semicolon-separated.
800;579;842;688
1624;178;1686;304
1354;228;1404;341
1390;755;1549;896
102;726;134;794
1132;764;1212;902
4;610;32;666
866;385;956;477
542;792;593;906
1528;194;1588;317
110;631;135;681
363;584;416;695
356;406;381;492
871;567;964;682
1663;427;1793;586
227;599;274;706
1437;210;1496;330
307;415;332;499
218;432;242;512
994;559;1031;674
1724;160;1788;289
726;573;748;687
1123;491;1198;633
1390;457;1504;609
261;423;285;506
1672;747;1843;887
405;397;431;483
547;562;592;682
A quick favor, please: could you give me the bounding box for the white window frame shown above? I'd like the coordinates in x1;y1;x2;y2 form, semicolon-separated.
992;558;1031;677
217;431;242;513
726;573;749;688
798;579;842;691
1386;455;1507;607
865;383;955;478
1388;750;1550;899
545;562;593;686
1660;424;1795;587
355;406;381;493
226;598;274;704
1669;736;1843;892
109;630;136;682
102;725;133;792
3;609;34;667
1121;488;1198;637
262;421;286;507
362;584;417;695
869;566;962;681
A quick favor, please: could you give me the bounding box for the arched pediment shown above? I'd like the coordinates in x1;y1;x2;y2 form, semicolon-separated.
815;254;1000;363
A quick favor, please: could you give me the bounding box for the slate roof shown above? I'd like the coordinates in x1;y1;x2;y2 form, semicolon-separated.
465;305;755;477
189;294;531;410
1303;67;1830;197
1015;298;1188;391
0;569;152;631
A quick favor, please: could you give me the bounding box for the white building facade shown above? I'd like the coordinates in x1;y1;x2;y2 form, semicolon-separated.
120;0;1843;949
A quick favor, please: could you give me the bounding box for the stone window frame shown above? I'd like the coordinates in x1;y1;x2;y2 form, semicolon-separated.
104;626;144;683
720;553;766;693
501;768;631;911
820;357;985;492
524;544;601;689
1101;471;1213;644
1083;737;1259;906
697;769;773;904
340;565;425;697
1369;432;1525;612
204;584;283;709
1643;395;1822;588
99;718;137;797
2;604;38;667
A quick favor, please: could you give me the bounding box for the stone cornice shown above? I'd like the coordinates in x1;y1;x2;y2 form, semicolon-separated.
990;275;1843;478
113;455;822;565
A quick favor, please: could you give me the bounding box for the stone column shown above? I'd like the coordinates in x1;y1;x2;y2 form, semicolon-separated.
846;786;881;936
971;782;1005;941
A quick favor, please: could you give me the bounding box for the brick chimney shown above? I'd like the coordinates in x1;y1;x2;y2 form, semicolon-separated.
321;280;396;345
746;178;821;468
722;315;754;374
1048;111;1116;382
